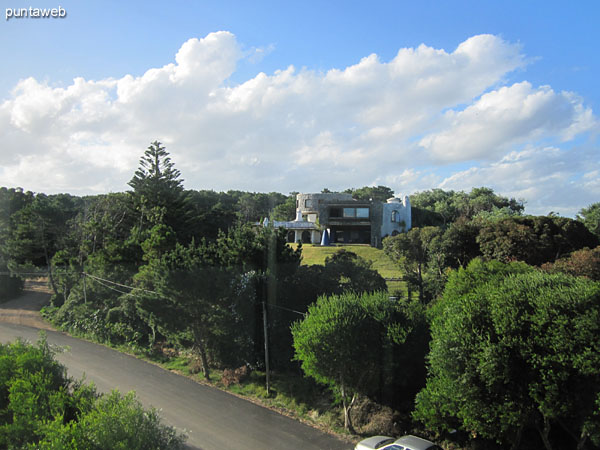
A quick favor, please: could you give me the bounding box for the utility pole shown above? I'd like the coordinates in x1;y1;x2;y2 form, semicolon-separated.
82;263;87;304
262;297;270;395
81;205;87;304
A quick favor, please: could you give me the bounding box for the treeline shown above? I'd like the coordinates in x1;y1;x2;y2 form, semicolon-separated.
384;187;600;303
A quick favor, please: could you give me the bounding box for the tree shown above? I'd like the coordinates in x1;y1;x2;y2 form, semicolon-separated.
210;225;303;370
345;185;394;203
577;203;600;239
129;142;184;199
0;336;185;449
323;249;387;294
410;187;524;226
542;246;600;281
477;216;599;266
135;243;232;380
291;292;402;433
236;192;287;223
440;219;481;268
6;193;81;296
415;260;600;450
410;188;458;226
186;190;237;239
128;142;191;241
383;227;445;302
271;192;298;221
477;218;539;263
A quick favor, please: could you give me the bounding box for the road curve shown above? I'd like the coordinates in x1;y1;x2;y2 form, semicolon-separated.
0;303;349;450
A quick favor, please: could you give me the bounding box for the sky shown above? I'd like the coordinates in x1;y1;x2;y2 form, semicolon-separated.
1;0;598;216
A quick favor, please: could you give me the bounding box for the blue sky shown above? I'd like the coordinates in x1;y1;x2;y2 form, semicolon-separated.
1;0;598;215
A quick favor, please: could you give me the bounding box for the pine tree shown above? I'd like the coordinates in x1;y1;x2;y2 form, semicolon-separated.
128;141;184;203
128;142;191;242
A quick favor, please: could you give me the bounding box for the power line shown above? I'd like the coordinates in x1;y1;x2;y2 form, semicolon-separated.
267;303;306;316
87;275;131;296
82;272;161;296
4;269;306;315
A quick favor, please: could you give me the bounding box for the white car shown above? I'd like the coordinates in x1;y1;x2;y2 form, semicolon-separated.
355;434;442;450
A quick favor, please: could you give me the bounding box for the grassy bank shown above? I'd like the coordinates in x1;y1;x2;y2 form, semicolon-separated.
142;349;352;440
294;243;405;293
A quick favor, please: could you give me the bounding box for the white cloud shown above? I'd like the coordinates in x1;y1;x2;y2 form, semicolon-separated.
438;145;599;216
0;32;597;216
420;82;596;162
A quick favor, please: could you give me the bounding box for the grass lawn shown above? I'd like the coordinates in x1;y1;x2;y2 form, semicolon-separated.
292;243;406;294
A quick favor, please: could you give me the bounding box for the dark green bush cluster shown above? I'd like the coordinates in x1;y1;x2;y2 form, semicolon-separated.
0;336;185;449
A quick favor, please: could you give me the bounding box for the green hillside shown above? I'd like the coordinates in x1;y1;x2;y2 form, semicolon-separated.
293;244;405;293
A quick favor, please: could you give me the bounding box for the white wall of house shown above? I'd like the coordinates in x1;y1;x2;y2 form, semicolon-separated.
380;196;411;237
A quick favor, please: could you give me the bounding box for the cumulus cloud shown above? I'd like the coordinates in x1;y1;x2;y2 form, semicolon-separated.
420;82;596;162
0;31;597;215
438;145;600;216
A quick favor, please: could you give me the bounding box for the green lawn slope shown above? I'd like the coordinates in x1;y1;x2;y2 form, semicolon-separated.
293;244;405;293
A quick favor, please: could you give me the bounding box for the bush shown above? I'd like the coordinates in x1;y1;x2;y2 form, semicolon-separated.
0;335;186;449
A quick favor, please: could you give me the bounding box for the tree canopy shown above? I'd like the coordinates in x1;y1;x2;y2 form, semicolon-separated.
344;185;395;203
578;202;600;239
415;259;600;450
0;336;185;449
410;187;524;226
291;291;404;432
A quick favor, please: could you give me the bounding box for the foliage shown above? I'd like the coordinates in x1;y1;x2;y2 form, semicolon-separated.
383;227;446;302
35;391;185;450
128;142;184;202
541;245;600;280
322;249;387;294
291;291;408;432
0;336;185;449
134;242;232;380
410;187;523;226
578;202;600;239
345;186;395;203
271;192;298;221
477;215;599;265
186;189;237;240
5;193;81;296
415;260;600;450
235;191;287;222
128;141;192;242
440;219;481;268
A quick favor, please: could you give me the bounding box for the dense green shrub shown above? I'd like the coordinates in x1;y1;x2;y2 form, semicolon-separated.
416;260;600;450
0;335;185;449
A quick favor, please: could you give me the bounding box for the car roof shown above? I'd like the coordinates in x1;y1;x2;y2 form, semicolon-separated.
357;435;395;449
394;435;437;450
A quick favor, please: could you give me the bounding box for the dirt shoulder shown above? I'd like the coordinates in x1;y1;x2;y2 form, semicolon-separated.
0;279;56;330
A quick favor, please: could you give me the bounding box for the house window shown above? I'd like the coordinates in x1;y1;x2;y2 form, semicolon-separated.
391;210;398;222
304;199;313;208
341;207;369;218
330;207;342;217
356;208;369;218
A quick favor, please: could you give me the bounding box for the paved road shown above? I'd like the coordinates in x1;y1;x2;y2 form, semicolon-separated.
0;291;349;450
